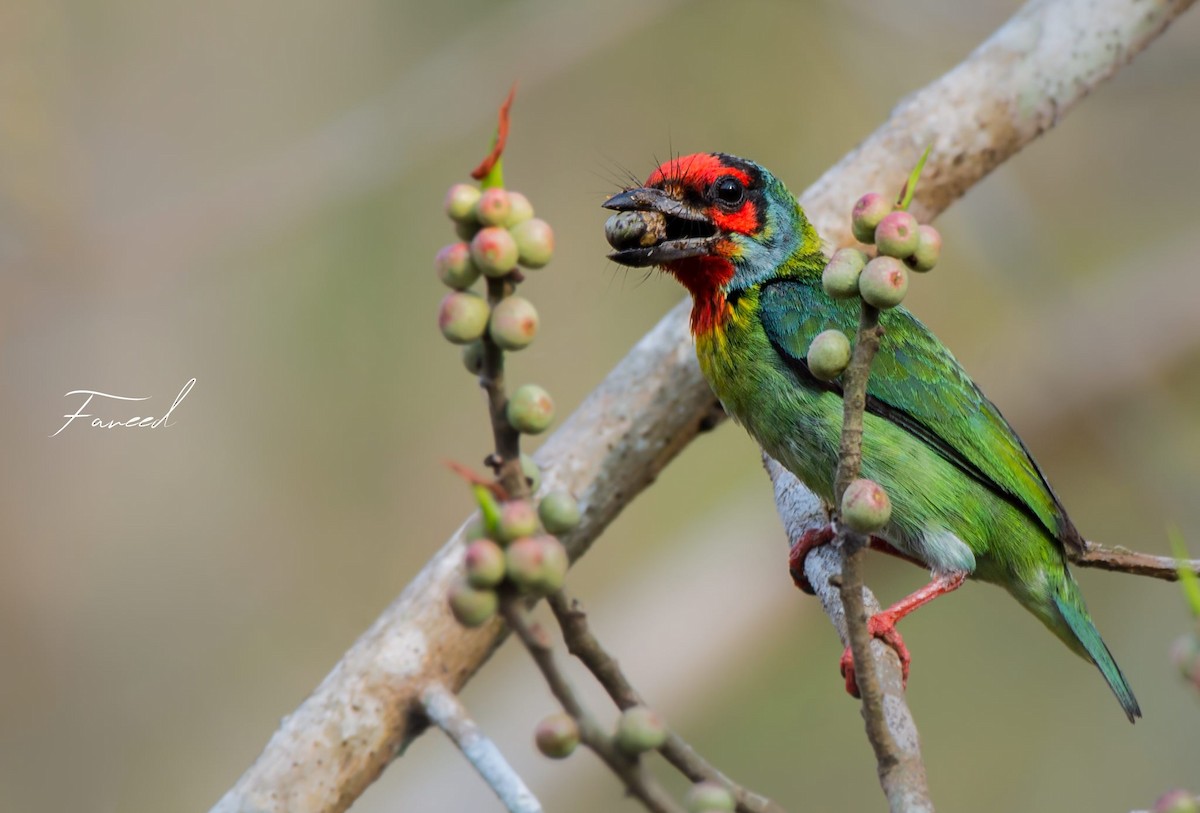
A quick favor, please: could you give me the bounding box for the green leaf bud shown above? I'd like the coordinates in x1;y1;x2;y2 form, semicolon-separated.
448;581;498;627
444;183;481;223
538;491;581;534
438;291;490;344
859;256;909;310
841;478;892;533
511;218;554;269
488;296;539;351
474;187;512;227
874;210;920;259
507;384;555;434
822;247;868;299
685;781;736;813
505;191;535;227
807;329;852;382
464;539;506;588
534;712;579;759
470;226;519;277
435;242;480;290
906;224;942;272
851;192;891;244
615;706;668;755
497;500;539;543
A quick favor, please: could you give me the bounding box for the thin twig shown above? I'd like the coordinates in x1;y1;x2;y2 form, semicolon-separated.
1071;540;1200;581
498;595;686;813
546;593;788;813
421;683;543;813
481;273;529;499
832;305;927;810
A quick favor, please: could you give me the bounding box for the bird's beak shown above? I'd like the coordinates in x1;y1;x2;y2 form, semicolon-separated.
602;187;719;268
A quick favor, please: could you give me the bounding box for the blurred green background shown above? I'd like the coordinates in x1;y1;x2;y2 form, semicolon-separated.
3;1;1199;811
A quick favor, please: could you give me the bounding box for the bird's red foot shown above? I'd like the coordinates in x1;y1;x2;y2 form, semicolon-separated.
788;526;836;594
838;611;911;698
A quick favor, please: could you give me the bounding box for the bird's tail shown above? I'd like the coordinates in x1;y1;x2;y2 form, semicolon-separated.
1052;575;1141;722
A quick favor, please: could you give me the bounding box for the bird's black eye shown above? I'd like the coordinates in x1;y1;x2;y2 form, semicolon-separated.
712;176;745;208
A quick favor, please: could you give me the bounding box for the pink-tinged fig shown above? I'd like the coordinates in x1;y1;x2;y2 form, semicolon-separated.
496;499;539;543
474;187;512;227
874;210;920;259
851;192;892;244
438;291;490;344
858;256;909;310
534;712;579;759
505;191;535;226
435;242;480;290
506;384;555;434
841;478;892;533
488;296;539;351
464;539;505;588
470;226;519;277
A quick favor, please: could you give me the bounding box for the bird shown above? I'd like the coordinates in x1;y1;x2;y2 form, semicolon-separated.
602;151;1140;721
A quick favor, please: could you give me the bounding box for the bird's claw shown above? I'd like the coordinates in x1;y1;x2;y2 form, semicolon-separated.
788;526;836;594
838;612;911;698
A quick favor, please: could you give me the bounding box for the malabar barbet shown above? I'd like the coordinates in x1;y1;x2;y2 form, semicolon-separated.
602;152;1140;721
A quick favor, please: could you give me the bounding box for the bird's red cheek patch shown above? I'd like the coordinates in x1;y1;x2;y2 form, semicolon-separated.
711;201;757;235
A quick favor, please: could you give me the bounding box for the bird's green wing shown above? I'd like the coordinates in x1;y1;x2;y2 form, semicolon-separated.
758;278;1071;544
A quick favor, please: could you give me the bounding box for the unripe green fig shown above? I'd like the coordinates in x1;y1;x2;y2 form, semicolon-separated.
685;781;736;813
534;712;579;759
907;224;942;272
841;478;892;533
507;384;555;434
470;226;519;277
438;291;490;344
851;192;891;244
511;218;554;269
535;535;569;593
462;341;485;375
474;187;512;227
448;581;498;627
807;329;852;382
521;453;542;493
858;256;909;310
505;191;535;226
605;210;667;250
874;210;920;259
435;242;480;290
615;706;668;755
538;491;581;534
464;539;506;588
497;500;539;543
489;296;539;351
822;247;868;299
444;183;481;223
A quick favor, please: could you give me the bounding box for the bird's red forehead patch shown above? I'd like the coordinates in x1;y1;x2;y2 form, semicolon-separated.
647;153;751;189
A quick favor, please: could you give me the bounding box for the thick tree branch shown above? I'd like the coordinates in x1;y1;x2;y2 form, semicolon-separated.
212;1;1196;810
